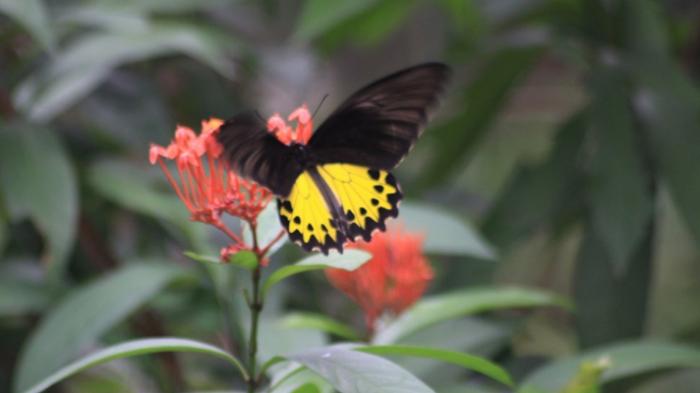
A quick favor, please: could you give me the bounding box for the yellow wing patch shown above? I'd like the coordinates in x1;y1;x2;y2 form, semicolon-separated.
278;172;344;253
278;164;402;253
318;163;401;242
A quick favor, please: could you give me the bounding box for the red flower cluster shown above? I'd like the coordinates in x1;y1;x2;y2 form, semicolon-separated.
325;227;433;333
148;105;313;261
266;104;313;145
149;118;272;252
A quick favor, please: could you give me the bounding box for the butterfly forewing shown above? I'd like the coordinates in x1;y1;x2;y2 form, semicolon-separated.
217;112;301;196
308;62;450;170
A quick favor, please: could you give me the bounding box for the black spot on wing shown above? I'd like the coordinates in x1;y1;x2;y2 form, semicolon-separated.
344;174;402;244
277;198;347;255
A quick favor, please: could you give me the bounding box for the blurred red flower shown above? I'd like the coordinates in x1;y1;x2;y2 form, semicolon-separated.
266;103;313;145
325;226;434;333
149;118;272;255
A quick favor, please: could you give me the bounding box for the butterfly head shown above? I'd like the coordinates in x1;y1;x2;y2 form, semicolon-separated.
290;142;316;169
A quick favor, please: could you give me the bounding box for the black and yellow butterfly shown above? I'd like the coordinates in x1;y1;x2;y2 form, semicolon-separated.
217;63;450;254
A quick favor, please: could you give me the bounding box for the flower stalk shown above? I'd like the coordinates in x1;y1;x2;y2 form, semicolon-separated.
246;223;263;393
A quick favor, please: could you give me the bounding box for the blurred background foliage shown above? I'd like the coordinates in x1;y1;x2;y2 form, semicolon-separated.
1;0;700;392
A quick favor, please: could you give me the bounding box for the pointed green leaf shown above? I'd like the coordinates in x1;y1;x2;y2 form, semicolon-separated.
374;287;571;344
14;22;235;122
0;124;78;283
262;249;371;297
356;345;513;387
0;0;54;50
519;341;700;392
290;346;434;393
23;338;247;393
482;112;587;248
418;47;542;187
400;202;495;259
281;313;362;341
13;262;185;393
294;0;378;41
587;65;652;271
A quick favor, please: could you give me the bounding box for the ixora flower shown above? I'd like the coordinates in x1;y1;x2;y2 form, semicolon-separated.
149;107;313;260
325;226;434;333
149;118;273;256
266;104;313;145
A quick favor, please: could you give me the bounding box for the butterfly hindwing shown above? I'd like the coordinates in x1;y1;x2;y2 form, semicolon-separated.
277;172;346;253
318;164;401;242
277;164;401;254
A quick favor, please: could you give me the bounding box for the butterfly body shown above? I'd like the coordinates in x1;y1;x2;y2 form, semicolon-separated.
217;63;450;253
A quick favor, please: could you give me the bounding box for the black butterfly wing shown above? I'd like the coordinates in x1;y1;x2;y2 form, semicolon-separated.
308;62;450;169
217;111;302;196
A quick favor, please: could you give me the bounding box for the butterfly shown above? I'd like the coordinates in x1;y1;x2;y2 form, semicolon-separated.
217;63;450;254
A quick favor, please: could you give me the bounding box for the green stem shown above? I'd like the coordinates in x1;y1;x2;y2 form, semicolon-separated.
247;221;263;393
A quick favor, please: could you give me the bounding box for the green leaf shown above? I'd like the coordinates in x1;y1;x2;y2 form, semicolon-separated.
56;5;149;33
624;2;700;247
90;0;233;14
417;47;542;187
262;249;371;297
294;0;378;41
229;250;259;269
22;337;247;393
14;22;235;122
13;262;185;393
0;0;55;51
289;346;434;393
400;202;495;259
356;345;513;387
269;366;333;393
482;112;586;248
14;67;112;124
280;312;362;341
0;279;49;317
586;64;652;271
258;316;328;364
313;0;418;50
519;341;700;392
184;251;222;266
88;160;185;222
373;286;571;344
0;124;78;283
0;211;8;259
244;202;287;256
573;227;652;348
560;357;610;393
88;159;207;248
0;262;50;316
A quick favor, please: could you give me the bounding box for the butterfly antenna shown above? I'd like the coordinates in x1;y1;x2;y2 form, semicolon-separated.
312;94;329;119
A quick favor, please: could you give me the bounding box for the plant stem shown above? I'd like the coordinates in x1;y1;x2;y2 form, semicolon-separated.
247;264;263;392
247;221;263;393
